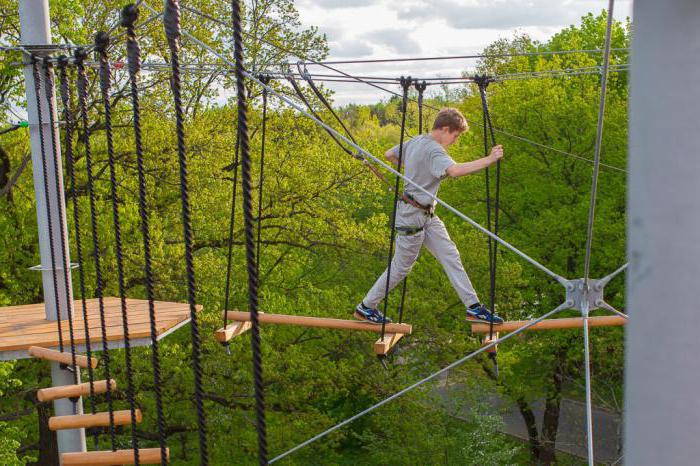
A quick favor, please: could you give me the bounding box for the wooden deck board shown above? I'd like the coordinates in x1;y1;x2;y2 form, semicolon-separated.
0;298;201;353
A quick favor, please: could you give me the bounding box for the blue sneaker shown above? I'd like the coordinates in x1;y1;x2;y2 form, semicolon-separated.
466;303;503;324
354;303;392;324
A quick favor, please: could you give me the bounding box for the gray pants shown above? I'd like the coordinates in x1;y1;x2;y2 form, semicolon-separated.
363;202;479;309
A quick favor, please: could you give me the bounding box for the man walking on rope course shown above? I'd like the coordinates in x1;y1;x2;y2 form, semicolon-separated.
355;108;505;325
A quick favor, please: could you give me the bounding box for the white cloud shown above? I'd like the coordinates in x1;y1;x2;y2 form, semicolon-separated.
365;29;423;54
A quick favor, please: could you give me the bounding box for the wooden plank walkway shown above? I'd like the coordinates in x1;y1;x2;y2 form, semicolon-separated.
0;297;201;353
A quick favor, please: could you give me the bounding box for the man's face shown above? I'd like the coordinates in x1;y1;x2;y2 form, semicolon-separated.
444;128;464;146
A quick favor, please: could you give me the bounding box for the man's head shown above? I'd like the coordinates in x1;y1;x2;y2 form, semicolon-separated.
431;108;468;147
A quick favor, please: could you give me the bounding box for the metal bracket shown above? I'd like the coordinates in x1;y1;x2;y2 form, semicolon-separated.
564;278;604;316
30;263;79;271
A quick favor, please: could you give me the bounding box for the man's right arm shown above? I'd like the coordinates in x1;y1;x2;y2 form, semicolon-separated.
445;145;504;178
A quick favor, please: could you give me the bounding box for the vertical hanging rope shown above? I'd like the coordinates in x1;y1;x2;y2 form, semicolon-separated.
94;32;141;465
56;55;99;445
74;47;117;450
121;5;168;463
163;2;208;463
256;75;270;280
395;79;427;324
476;75;501;371
41;58;80;386
222;124;241;349
231;1;268;463
30;57;66;356
381;76;412;339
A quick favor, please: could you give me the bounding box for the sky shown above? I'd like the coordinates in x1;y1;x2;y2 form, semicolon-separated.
294;0;633;105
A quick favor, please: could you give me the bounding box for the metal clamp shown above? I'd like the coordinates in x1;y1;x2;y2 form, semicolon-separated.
29;263;79;271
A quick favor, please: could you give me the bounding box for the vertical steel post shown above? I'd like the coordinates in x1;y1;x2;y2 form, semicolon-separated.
625;1;700;464
18;0;85;456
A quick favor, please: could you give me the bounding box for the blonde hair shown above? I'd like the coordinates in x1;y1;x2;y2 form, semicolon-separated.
432;108;468;132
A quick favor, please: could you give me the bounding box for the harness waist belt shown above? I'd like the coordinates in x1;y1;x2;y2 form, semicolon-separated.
400;192;434;214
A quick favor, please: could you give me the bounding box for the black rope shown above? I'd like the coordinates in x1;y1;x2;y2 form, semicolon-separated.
380;76;412;340
256;75;270;281
395;79;427;325
232;1;267;463
222;122;241;351
40;58;81;387
121;6;168;462
56;55;100;446
475;75;501;372
95;32;141;465
163;2;208;463
30;57;66;356
74;47;117;450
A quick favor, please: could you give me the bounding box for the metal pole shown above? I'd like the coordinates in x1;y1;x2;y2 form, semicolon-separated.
18;0;85;456
625;1;700;464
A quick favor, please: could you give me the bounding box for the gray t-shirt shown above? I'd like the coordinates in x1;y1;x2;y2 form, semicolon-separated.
391;134;456;207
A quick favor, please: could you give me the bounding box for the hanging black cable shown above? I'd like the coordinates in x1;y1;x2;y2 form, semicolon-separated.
395;79;427;325
95;31;141;465
221;123;241;352
74;47;117;450
231;1;268;463
56;55;100;446
121;7;168;462
256;75;271;281
380;76;412;341
0;122;27;135
30;57;66;357
475;75;501;374
163;2;208;463
40;58;81;388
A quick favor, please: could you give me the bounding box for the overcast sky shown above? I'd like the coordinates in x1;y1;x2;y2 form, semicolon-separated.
295;0;633;105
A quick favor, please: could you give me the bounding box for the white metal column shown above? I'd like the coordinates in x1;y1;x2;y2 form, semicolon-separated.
18;0;85;457
625;0;700;464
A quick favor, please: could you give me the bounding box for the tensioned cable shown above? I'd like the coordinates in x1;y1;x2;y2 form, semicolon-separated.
380;76;411;341
56;56;99;445
162;1;208;463
290;48;630;66
120;5;168;462
0;122;27;135
180;3;626;174
581;2;616;465
141;0;568;285
95;31;141;465
230;0;268;463
75;47;118;450
268;300;571;463
30;57;66;357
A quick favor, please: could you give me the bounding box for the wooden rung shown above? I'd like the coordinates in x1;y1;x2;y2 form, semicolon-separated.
470;315;626;334
225;310;413;335
37;379;116;403
49;409;142;431
483;332;499;353
214;320;253;343
28;346;98;369
62;447;169;465
373;332;405;355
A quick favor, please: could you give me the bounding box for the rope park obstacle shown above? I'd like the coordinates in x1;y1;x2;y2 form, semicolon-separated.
0;0;632;464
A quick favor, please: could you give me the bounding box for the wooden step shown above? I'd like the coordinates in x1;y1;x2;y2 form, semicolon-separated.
470;315;626;334
28;346;98;369
374;332;405;355
61;447;169;465
37;379;116;403
225;310;413;334
49;409;141;431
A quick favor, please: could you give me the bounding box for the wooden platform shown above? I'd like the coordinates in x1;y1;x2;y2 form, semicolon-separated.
0;297;201;360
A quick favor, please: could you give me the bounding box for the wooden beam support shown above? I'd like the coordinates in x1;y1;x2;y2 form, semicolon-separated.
470;315;626;334
62;448;169;465
373;332;405;355
225;310;412;335
483;332;499;353
214;320;252;343
49;409;142;431
28;345;98;369
37;379;116;403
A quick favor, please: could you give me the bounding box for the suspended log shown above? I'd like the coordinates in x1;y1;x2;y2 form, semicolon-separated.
61;448;169;465
37;379;116;403
470;315;626;334
28;346;98;369
49;409;141;431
